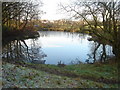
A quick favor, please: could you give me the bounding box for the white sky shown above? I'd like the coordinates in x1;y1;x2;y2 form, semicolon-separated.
41;0;72;20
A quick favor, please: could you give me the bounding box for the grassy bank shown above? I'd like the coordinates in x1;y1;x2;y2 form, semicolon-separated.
2;60;119;88
26;62;119;84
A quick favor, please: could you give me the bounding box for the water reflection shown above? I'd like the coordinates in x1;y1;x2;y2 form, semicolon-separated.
2;31;114;65
26;31;112;65
2;39;47;64
86;42;114;63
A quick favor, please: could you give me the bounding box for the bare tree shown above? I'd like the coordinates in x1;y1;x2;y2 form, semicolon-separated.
2;1;43;30
60;0;120;62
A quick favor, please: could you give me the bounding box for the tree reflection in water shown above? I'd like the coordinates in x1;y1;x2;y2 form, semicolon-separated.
2;39;47;64
86;42;114;64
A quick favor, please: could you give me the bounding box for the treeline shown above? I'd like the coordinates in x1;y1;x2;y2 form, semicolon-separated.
2;1;43;43
31;19;94;33
37;19;85;32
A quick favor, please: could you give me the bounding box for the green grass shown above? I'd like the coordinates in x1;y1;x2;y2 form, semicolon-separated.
2;62;118;88
63;63;118;80
28;62;118;81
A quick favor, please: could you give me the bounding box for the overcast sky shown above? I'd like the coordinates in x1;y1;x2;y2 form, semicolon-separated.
40;0;72;20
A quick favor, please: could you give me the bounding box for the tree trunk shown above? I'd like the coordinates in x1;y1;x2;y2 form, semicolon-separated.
93;43;101;63
100;44;106;63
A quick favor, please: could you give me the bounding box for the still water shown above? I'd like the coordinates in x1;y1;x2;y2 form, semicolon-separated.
25;31;113;65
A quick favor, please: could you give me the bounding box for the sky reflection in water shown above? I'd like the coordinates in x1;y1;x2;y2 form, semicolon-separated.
25;31;113;65
25;31;93;64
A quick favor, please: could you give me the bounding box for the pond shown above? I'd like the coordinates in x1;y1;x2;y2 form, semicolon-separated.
24;31;113;65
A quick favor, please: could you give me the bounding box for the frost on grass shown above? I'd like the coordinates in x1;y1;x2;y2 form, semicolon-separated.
2;62;79;88
2;62;118;88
